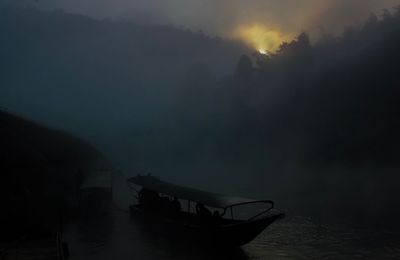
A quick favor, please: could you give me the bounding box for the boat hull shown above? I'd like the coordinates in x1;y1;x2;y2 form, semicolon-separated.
129;205;283;247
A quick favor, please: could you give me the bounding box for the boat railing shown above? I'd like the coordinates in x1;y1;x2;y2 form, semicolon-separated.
225;200;275;221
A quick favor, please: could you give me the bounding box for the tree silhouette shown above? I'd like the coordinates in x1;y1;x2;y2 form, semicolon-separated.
234;54;253;81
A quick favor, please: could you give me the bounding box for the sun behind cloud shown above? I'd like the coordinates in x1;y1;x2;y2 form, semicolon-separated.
233;24;294;54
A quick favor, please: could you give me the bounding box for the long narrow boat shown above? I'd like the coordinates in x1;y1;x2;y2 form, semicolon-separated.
127;175;284;247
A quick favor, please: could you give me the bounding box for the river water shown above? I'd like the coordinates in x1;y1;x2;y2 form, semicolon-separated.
63;205;400;260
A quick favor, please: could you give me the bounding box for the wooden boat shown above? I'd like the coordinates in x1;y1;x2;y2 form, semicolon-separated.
127;175;284;247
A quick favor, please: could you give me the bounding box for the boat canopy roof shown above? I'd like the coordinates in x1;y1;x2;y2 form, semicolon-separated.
127;175;270;209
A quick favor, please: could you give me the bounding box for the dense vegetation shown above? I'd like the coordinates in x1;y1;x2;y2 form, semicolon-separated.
1;4;400;225
226;10;400;166
0;110;110;240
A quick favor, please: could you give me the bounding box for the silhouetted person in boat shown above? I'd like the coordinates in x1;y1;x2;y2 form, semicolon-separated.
139;188;161;211
170;197;181;211
159;196;170;212
196;203;212;225
212;210;222;226
168;197;182;218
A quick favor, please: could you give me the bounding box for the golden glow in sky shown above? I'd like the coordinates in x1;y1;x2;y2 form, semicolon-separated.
233;24;294;54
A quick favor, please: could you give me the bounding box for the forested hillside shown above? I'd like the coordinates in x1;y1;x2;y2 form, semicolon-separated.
0;110;111;240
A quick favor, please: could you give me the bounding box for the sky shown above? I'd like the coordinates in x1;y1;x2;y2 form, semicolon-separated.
36;0;398;32
33;0;400;51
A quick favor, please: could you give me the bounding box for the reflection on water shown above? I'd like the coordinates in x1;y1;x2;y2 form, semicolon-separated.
245;217;400;260
64;207;400;260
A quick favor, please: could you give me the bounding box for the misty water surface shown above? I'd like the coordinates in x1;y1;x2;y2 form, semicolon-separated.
64;206;400;260
63;173;400;260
